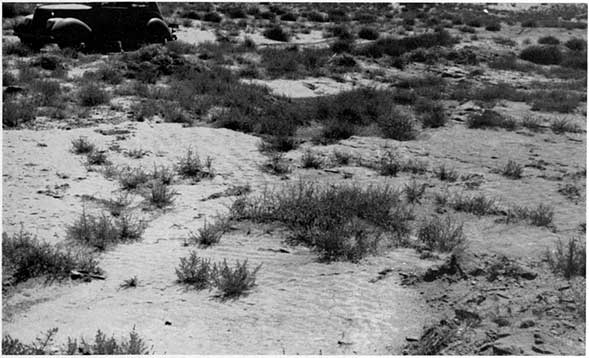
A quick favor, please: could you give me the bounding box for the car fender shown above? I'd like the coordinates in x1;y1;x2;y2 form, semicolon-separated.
146;17;171;38
49;17;92;36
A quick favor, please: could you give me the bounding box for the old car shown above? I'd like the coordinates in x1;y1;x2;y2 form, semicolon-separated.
14;2;176;51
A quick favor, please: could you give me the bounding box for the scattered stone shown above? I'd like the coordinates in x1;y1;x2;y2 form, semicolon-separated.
423;254;466;282
405;336;419;342
165;321;172;326
532;345;554;354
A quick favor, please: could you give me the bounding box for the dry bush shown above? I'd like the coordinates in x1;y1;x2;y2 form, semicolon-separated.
418;215;465;252
176;251;214;289
176;148;215;181
212;259;261;298
545;236;586;279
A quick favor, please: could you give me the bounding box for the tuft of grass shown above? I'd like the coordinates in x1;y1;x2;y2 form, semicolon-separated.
418;215;465;252
151;165;175;185
104;192;131;217
176;251;214;290
501;160;524;179
527;203;554;227
176;148;215;181
86;150;109;166
189;217;228;247
78;83;109;107
545;237;586;279
118;167;150;190
378;149;402;177
147;180;177;209
435;165;459;182
71;137;96;154
550;118;581;134
301;149;323;169
450;192;497;216
2;230;100;287
120;276;139;289
212;259;261;298
404;180;427;204
521;115;543;131
261;152;291;175
66;210;145;251
467;110;517;130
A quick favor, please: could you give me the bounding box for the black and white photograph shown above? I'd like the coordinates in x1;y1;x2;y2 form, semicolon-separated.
1;1;586;355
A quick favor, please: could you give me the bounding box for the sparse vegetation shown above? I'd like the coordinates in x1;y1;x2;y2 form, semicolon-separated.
501;160;524;179
545;236;586;279
189;217;228;247
212;259;261;298
404;180;427;204
263;25;290;42
520;45;562;65
261;152;291;175
147;180;177;208
450;192;497;216
176;148;215;181
2;230;100;287
71;137;96;154
118;167;150;190
435;165;459;182
551;118;581;134
301;149;323;169
418;215;465;252
467;110;517;130
176;251;214;289
78;83;109;107
66;210;145;251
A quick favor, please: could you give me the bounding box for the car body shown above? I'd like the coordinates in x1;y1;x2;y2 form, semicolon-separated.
14;2;176;50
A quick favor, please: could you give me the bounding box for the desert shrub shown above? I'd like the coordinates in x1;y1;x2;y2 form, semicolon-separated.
280;12;297;21
78;83;109;107
71;137;96;154
3;70;17;86
435;165;459;182
203;11;222;22
418;215;465;252
415;98;447;128
176;148;214;180
31;79;61;106
318;119;356;143
488;54;537;73
3;41;33;57
118;167;150;190
86;150;109;166
258;135;298;153
151;165;175;185
520;45;562;65
301;149;323;169
2;230;100;286
378;149;402;177
538;35;560;45
565;37;586;51
527;203;554;227
306;11;328;22
501;160;524;179
176;251;214;289
190;217;228;247
104;192;131;217
261;152;291;175
521;19;537;27
378;108;418;141
450;193;497;216
403;158;428;175
358;27;380;40
226;6;246;19
485;22;501;31
231;182;413;261
550;118;581;134
331;39;354;54
258;11;275;20
64;327;150;355
467;110;516;130
327;8;349;22
404;180;427;204
260;47;330;78
3;96;36;128
521;115;543;131
357;29;455;58
2;329;60;355
213;259;261;298
263;25;290;42
492;37;517;47
531;90;582;113
545;237;586;279
66;211;144;251
148;180;177;208
468;82;528;103
332;150;352;166
560;51;587;70
458;25;476;33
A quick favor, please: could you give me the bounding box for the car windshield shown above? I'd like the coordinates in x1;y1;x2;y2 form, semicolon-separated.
101;2;158;10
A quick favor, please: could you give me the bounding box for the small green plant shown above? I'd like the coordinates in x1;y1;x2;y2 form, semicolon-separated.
120;276;139;289
148;180;177;209
86;150;109;166
404;180;427;204
212;259;261;298
71;137;96;154
301;149;323;169
261;152;291;175
190;217;228;247
378;149;402;176
418;215;465;252
118;167;150;190
175;251;214;289
501;160;524;179
435;165;459;182
176;148;215;180
545;237;586;279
